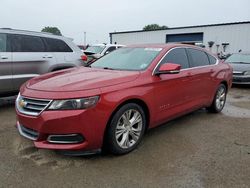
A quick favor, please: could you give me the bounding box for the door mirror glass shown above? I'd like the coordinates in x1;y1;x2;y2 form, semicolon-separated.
156;63;181;75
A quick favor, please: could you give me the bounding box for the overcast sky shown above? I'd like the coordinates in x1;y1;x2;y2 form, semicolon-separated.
1;0;250;45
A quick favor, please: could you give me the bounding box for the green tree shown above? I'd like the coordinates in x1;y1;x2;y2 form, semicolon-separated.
143;24;168;31
41;26;62;36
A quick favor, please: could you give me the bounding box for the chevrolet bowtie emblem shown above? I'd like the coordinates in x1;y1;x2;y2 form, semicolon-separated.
19;99;27;108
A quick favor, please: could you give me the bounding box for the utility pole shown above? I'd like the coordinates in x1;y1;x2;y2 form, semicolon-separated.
84;31;86;46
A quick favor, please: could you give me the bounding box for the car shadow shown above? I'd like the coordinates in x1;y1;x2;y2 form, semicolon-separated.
232;84;250;89
56;108;213;160
0;96;16;108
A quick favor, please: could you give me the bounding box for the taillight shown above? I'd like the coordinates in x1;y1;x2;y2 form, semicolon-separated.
81;55;88;61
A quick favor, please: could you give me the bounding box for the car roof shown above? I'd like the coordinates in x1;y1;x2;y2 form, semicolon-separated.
126;43;206;50
0;28;68;40
127;43;194;48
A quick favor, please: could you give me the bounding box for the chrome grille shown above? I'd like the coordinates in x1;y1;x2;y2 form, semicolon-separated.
16;94;52;116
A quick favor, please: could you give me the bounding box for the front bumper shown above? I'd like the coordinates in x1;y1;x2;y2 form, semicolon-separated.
16;106;109;152
232;75;250;84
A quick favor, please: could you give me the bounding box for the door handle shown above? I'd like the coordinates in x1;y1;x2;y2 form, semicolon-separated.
43;55;53;58
0;56;8;60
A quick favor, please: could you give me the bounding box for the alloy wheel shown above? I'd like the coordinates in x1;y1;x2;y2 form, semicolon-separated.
215;86;226;110
115;109;143;149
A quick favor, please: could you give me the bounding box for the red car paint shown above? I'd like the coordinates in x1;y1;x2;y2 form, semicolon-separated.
16;44;232;153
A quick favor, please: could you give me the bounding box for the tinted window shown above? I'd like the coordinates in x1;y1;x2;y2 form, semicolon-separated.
160;48;189;69
44;37;72;52
187;48;210;67
11;34;45;52
0;33;7;52
207;54;217;65
105;46;116;54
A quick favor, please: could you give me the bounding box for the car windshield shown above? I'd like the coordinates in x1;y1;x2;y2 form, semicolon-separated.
86;46;105;54
91;47;162;71
226;54;250;64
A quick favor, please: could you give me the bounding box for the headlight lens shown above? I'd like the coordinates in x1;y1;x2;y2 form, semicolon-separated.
48;96;99;110
244;71;250;75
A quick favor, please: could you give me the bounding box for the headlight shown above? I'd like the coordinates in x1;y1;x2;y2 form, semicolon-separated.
48;96;99;110
244;71;250;75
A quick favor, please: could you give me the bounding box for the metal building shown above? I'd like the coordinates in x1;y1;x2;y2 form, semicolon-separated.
109;21;250;55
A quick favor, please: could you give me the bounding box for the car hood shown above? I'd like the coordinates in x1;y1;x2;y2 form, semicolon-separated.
229;63;250;72
26;67;140;92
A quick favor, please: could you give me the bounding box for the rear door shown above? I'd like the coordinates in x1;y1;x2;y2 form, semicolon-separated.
0;33;13;93
10;34;53;91
186;48;213;105
43;37;78;69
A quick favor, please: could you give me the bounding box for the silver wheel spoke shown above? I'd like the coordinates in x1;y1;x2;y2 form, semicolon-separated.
121;114;129;125
130;111;142;127
119;131;129;148
116;129;126;140
129;129;140;141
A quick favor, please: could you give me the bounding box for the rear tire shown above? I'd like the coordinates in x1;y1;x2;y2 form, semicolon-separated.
207;84;227;113
106;103;146;155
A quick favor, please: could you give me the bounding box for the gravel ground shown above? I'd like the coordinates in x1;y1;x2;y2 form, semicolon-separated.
0;87;249;188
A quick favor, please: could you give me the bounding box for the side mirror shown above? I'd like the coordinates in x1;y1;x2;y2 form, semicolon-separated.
105;51;110;55
155;63;181;75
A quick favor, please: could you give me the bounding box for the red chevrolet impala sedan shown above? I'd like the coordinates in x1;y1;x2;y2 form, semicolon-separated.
16;44;232;155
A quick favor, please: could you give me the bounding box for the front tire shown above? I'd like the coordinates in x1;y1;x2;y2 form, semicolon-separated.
207;84;227;113
106;103;146;155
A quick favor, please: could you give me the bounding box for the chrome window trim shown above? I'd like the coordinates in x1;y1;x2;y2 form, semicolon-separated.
152;46;219;76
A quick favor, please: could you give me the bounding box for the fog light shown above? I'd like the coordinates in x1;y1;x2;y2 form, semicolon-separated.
47;134;84;144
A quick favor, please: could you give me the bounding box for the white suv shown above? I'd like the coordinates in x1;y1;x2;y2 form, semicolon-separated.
84;44;124;64
0;28;87;96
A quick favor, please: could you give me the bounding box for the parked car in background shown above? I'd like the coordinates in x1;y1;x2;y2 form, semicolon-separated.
225;52;250;84
0;28;87;96
15;44;232;155
84;43;124;64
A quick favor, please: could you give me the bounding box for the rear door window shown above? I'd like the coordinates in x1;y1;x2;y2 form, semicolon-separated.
187;48;210;67
159;48;190;69
207;53;217;65
43;37;73;52
11;34;45;52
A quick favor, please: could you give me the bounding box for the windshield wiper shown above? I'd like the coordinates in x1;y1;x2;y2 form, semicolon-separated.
103;67;114;70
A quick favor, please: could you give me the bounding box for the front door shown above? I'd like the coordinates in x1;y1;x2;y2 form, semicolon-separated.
10;34;51;91
152;48;196;126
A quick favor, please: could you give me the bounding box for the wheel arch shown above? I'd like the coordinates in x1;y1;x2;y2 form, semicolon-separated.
220;80;228;93
102;98;150;149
